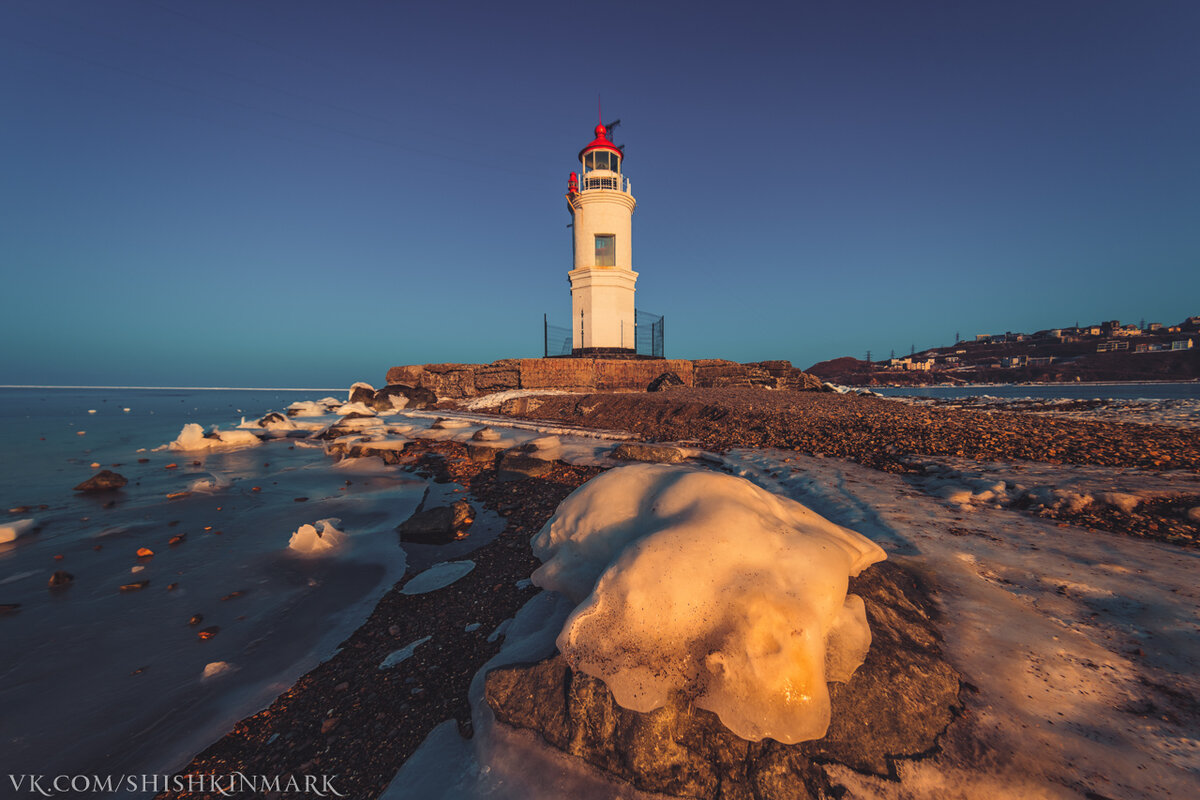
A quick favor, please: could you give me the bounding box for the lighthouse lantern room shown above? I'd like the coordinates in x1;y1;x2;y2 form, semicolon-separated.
566;119;637;355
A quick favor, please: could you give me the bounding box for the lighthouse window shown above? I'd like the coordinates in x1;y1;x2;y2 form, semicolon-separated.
595;235;615;266
586;151;618;172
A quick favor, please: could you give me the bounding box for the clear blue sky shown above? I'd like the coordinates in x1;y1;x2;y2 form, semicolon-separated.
2;1;1197;387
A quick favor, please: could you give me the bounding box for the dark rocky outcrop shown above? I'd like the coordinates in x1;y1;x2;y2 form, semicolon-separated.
647;371;685;392
485;562;960;799
73;470;128;492
396;499;476;545
611;442;686;464
349;383;376;404
370;384;438;412
255;412;290;427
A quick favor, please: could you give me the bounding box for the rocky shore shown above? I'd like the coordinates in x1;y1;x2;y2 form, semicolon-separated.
157;385;1200;798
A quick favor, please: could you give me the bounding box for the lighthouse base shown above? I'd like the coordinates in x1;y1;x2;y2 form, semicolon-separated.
566;346;651;359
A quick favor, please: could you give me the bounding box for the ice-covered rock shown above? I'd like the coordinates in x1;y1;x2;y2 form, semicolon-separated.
0;519;36;545
168;423;262;452
334;401;376;417
348;381;376;404
286;400;329;418
288;518;345;556
532;464;886;744
201;661;238;681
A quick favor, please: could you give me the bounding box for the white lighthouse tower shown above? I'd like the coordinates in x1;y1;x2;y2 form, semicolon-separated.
566;120;637;355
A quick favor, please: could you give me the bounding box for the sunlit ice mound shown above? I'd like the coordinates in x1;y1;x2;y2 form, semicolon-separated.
531;463;886;744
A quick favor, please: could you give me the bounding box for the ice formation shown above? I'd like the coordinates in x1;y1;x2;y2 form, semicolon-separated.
334;401;375;417
168;423;262;451
286;400;329;417
401;560;476;595
531;464;886;744
380;636;432;669
287;518;346;555
0;519;36;545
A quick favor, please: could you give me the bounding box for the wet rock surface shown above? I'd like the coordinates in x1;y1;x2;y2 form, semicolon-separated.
485;561;960;799
73;470;128;492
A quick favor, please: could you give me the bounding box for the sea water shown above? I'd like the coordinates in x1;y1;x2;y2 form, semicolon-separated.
872;381;1200;401
0;387;424;791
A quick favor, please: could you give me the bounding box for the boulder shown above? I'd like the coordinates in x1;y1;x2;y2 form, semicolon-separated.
396;499;476;545
496;451;555;482
647;371;685;392
610;442;686;464
467;443;503;465
348;382;376;404
372;384;437;412
73;470;128;492
485;562;960;799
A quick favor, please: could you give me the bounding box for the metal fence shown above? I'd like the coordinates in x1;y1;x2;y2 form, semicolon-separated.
544;315;573;357
543;310;664;358
635;310;664;357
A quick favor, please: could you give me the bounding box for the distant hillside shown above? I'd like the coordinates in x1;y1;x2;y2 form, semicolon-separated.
808;316;1200;385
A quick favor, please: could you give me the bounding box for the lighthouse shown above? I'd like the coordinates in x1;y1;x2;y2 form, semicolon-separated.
566;120;637;355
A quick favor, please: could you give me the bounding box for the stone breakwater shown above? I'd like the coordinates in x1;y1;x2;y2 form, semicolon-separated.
384;358;824;398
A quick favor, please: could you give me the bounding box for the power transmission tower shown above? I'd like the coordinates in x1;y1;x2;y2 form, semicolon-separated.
865;350;872;363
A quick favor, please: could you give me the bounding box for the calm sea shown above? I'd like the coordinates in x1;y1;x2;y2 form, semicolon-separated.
0;387;423;793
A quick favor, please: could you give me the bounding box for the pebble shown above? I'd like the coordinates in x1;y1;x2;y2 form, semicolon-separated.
119;580;150;592
197;626;220;640
48;571;74;588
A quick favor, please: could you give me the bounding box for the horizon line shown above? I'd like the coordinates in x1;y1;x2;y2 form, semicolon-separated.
0;385;347;392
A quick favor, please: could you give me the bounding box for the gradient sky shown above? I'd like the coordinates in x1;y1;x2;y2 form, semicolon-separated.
2;1;1197;388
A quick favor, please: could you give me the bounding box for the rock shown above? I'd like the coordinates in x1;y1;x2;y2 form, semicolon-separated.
485;562;959;799
321;717;339;734
189;614;203;626
467;443;503;465
496;451;555;482
1188;506;1200;523
647;371;685;392
611;442;687;464
119;580;150;592
397;499;476;544
471;426;502;442
372;384;437;412
168;534;186;546
0;603;20;615
197;626;220;640
256;412;290;428
136;547;154;558
48;570;74;588
348;382;376;404
73;470;128;492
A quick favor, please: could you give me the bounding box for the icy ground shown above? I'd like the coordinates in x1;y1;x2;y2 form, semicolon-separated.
59;390;1194;798
379;440;1199;799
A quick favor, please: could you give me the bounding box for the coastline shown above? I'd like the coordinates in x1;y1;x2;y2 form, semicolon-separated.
152;386;1200;798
